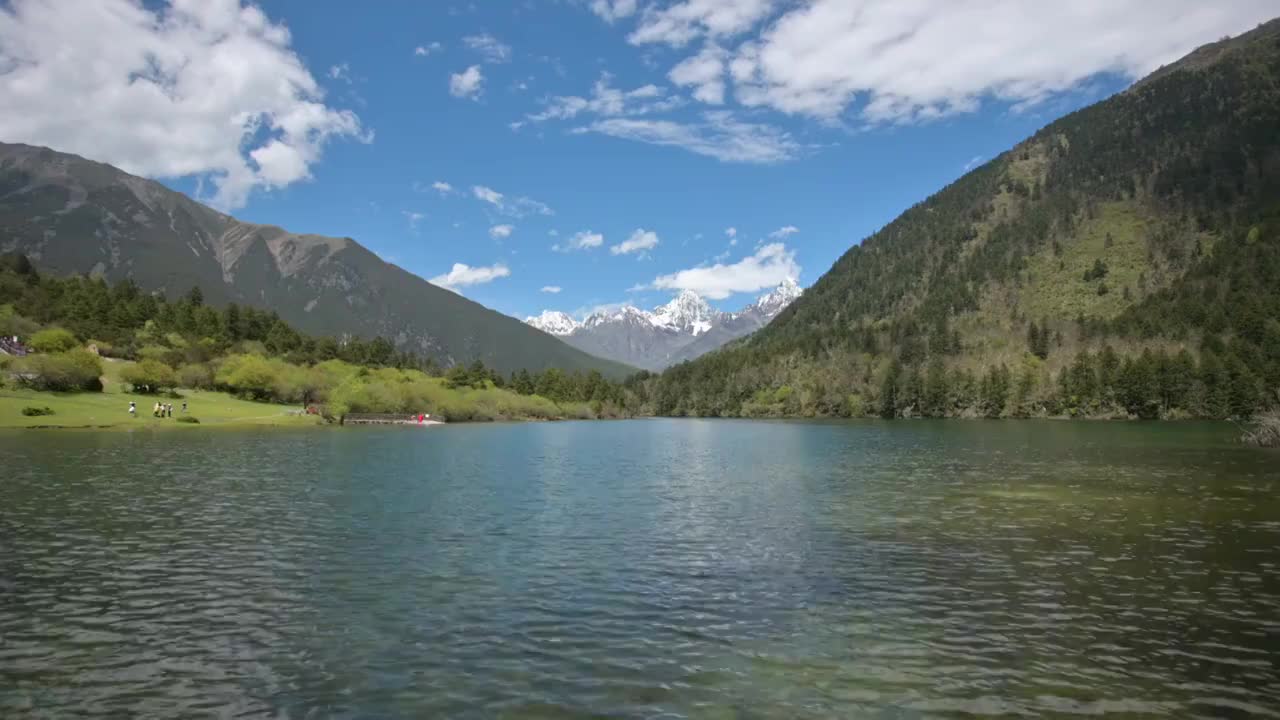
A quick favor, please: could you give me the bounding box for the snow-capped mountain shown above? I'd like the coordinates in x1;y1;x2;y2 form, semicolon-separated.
524;310;579;336
525;280;803;371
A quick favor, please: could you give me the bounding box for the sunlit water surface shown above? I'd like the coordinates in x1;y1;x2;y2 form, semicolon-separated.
2;420;1278;718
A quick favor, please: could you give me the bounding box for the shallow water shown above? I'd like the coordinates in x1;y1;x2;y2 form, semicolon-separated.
1;419;1278;718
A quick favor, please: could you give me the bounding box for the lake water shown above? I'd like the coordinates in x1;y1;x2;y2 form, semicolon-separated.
1;420;1278;718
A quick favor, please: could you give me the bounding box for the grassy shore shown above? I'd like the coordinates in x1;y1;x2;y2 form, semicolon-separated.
0;386;320;429
0;357;607;429
1;360;317;429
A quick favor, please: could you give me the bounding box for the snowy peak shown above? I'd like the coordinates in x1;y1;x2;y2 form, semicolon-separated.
524;280;803;369
525;310;580;336
746;277;803;317
651;290;718;335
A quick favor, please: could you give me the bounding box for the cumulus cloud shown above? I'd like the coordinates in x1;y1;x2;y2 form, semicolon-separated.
725;227;737;238
431;180;454;194
629;0;776;46
649;242;799;299
553;231;604;252
525;73;680;123
769;225;798;238
463;33;512;63
668;43;729;104
540;285;563;293
414;41;443;57
449;65;484;99
489;224;514;239
611;229;660;256
0;0;368;210
730;1;1278;122
589;0;638;23
471;185;554;217
579;111;799;164
429;262;511;291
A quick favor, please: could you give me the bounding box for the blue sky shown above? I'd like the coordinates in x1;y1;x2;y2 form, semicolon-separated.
1;0;1275;319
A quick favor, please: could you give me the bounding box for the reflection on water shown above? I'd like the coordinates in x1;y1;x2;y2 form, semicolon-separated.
1;420;1278;717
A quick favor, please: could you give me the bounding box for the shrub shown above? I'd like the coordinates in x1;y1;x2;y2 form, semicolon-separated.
121;359;178;393
85;339;115;358
216;354;280;400
0;304;39;339
177;363;215;389
17;350;103;391
28;327;78;354
175;416;200;424
21;406;54;416
1243;411;1280;448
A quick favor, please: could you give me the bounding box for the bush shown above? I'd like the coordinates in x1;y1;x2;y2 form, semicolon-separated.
28;327;78;354
21;406;54;416
216;354;281;401
85;339;115;358
1243;411;1280;448
175;416;200;424
17;349;104;391
177;363;216;390
121;359;178;393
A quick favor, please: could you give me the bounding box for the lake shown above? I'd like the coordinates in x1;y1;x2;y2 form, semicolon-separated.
1;420;1278;717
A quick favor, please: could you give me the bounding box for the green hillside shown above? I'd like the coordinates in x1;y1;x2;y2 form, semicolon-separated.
647;19;1280;420
0;143;632;378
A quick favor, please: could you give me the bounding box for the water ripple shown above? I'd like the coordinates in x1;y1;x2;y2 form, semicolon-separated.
1;420;1278;718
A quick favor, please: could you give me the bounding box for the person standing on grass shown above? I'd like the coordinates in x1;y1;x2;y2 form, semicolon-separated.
182;401;187;414
129;401;136;418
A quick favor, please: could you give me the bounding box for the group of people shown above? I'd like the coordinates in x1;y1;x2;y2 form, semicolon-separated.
127;401;186;418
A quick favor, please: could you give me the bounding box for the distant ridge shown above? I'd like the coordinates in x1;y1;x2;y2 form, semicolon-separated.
0;142;634;377
526;279;802;370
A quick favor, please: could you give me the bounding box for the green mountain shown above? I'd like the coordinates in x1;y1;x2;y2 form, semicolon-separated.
0;142;632;378
649;19;1280;419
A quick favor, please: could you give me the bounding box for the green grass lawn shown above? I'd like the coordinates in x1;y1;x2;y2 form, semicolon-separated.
0;382;321;430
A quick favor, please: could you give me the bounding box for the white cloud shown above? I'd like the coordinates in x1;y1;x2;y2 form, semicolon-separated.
463;33;512;63
328;63;352;84
730;1;1278;122
611;228;660;256
540;285;563;293
580;111;799;164
449;65;484;99
589;0;638;23
629;0;776;46
431;180;454;194
402;211;425;230
472;185;554;218
963;155;984;172
429;262;511;291
473;185;504;206
725;227;737;238
769;225;798;238
553;230;604;252
526;73;681;123
669;43;728;104
414;41;443;57
0;0;368;210
649;242;799;299
490;224;514;239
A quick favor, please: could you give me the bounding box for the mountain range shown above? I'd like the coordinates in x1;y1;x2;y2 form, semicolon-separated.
525;279;802;371
0;142;632;377
647;18;1280;418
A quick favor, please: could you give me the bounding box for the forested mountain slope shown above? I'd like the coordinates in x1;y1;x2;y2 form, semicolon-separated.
0;143;632;378
647;19;1280;419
